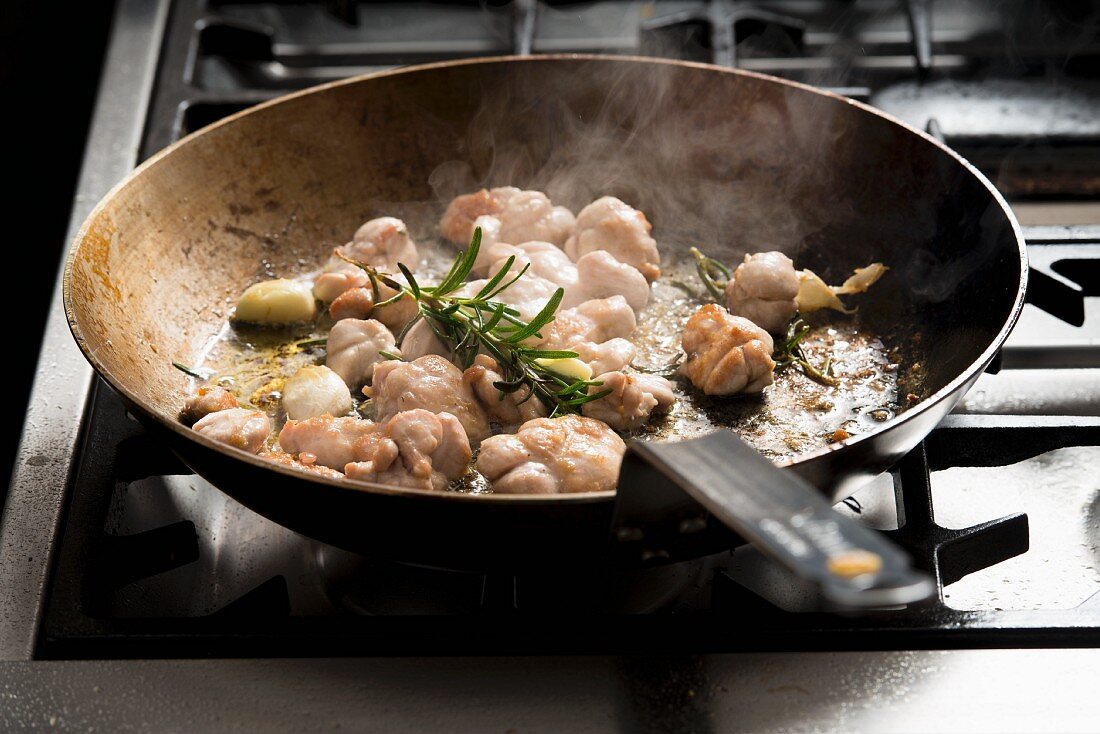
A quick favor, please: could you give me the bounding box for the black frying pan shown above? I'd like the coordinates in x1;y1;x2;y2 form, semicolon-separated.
63;57;1026;603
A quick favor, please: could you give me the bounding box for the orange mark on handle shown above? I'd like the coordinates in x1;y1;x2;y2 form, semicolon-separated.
827;550;883;579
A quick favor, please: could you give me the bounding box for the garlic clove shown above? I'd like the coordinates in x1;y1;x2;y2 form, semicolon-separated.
283;365;353;420
534;356;594;382
235;279;317;324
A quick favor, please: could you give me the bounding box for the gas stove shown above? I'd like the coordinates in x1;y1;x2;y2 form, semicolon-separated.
3;1;1100;731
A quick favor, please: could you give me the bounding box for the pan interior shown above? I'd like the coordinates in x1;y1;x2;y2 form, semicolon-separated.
66;57;1021;485
194;235;903;483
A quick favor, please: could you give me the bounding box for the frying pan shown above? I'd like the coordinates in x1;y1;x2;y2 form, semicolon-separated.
64;57;1026;603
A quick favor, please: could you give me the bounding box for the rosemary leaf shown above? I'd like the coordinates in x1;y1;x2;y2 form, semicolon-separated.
366;270;382;304
374;289;407;309
172;361;208;379
395;312;423;345
474;255;517;300
519;348;580;359
560;387;612;406
432;226;481;296
484;261;531;302
691;246;731;301
504;288;564;344
398;262;420;298
481;301;507;332
492;377;527;393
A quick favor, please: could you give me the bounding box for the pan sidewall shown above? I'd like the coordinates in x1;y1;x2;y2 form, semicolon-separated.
64;56;1028;571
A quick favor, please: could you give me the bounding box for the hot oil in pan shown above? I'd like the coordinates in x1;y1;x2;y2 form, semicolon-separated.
633;261;901;461
195;249;456;448
194;244;902;490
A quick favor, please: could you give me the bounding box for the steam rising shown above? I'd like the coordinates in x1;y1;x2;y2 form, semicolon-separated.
415;56;1016;315
425;59;857;263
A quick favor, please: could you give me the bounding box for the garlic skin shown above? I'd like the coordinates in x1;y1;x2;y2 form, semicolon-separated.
282;365;353;420
796;263;888;315
834;263;889;295
796;269;848;314
235;279;317;324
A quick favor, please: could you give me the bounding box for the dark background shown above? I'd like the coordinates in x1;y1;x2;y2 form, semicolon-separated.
0;2;116;487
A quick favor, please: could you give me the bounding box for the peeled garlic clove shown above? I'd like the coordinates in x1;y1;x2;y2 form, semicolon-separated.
534;356;593;382
282;365;353;420
235;279;317;324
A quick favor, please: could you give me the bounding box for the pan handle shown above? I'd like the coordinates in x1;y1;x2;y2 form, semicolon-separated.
613;431;935;609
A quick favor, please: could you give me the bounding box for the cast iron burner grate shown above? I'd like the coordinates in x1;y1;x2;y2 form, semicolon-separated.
713;417;1100;646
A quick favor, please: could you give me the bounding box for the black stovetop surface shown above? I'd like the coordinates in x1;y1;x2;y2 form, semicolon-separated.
37;0;1100;659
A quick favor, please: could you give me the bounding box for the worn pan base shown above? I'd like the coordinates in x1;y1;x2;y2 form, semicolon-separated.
145;414;617;571
136;361;985;572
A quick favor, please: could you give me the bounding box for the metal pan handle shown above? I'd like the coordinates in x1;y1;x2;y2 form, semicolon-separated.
613;431;935;609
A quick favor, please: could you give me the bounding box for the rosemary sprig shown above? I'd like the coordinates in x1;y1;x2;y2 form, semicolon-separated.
172;361;209;379
773;318;838;386
338;227;607;415
691;246;731;301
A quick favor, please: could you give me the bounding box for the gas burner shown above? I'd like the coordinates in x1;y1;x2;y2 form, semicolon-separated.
325;553;720;616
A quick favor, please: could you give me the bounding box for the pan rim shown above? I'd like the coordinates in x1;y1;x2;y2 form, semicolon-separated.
62;53;1029;506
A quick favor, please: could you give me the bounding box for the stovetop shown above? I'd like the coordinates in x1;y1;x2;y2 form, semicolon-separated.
36;388;1100;659
3;0;1100;730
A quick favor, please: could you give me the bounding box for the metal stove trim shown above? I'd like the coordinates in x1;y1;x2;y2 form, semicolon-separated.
0;0;169;662
3;650;1100;733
